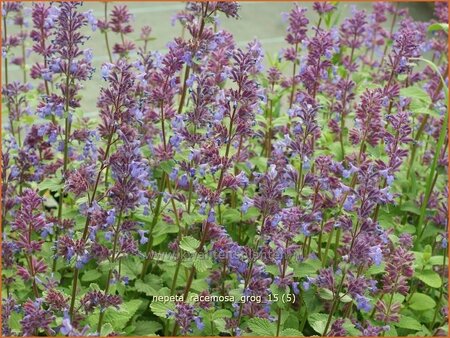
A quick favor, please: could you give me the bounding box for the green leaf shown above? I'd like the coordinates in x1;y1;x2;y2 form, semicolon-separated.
428;23;448;33
265;264;279;276
159;160;176;174
37;177;62;192
416;270;442;288
212;309;232;320
384;325;398;337
395;315;422;331
181;213;204;227
272;115;289;128
247;317;276;336
343;319;361;336
150;301;175;318
400;201;421;215
135;279;159;296
293;259;321;278
409;293;436;311
308;313;329;335
250;156;267;171
88;300;143;331
283;187;299;198
222;209;241;223
399;86;430;102
81;270;102;282
193;256;213;273
88;282;101;291
8;311;22;332
429;255;445;265
153;221;178;237
101;323;114;336
120;257;143;281
423;244;432;262
280;328;303;336
318;288;334;301
366;262;386;275
132;320;163;335
179;236;200;253
411;58;448;241
42;193;58;208
340;293;352;303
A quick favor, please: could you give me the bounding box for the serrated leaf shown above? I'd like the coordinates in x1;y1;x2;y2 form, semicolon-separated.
266;264;279;276
120;257;143;281
366;262;386;275
88;300;143;331
153;221;178;237
88;283;101;291
416;270;442;288
409;293;436;311
247;317;276;336
283;187;299;198
385;325;398;336
272;115;289;128
222;209;241;223
394;315;422;331
212;309;232;320
340;293;352;303
250;156;267;171
179;236;200;253
242;206;260;220
81;270;102;282
308;313;329;335
193;256;213;272
132;320;163;335
400;202;421;215
135;279;159;296
8;311;22;332
101;323;114;336
343;319;361;336
399;87;431;102
318;288;334;300
293;259;321;278
280;328;303;336
159;160;176;174
150;301;175;318
37;178;62;192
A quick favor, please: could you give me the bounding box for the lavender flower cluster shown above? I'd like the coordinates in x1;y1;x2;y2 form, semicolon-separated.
1;1;448;337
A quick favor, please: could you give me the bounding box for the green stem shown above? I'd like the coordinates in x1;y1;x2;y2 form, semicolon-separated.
276;239;290;336
379;4;399;70
97;208;124;333
54;61;72;271
234;235;265;335
175;106;238;335
142;99;181;278
429;251;446;330
103;3;113;63
322;227;334;267
288;43;299;109
68;126;116;319
141;174;166;279
176;2;208;115
322;266;348;335
416;74;448;242
21;28;26;83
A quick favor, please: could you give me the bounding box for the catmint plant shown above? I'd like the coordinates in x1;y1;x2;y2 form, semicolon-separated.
1;2;448;337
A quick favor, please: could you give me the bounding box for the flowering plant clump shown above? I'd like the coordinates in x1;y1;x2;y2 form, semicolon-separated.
1;1;448;337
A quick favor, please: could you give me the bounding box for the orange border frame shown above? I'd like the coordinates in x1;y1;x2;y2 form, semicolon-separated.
0;1;448;338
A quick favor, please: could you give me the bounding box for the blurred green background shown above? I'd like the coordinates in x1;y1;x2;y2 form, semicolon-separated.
2;2;435;115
